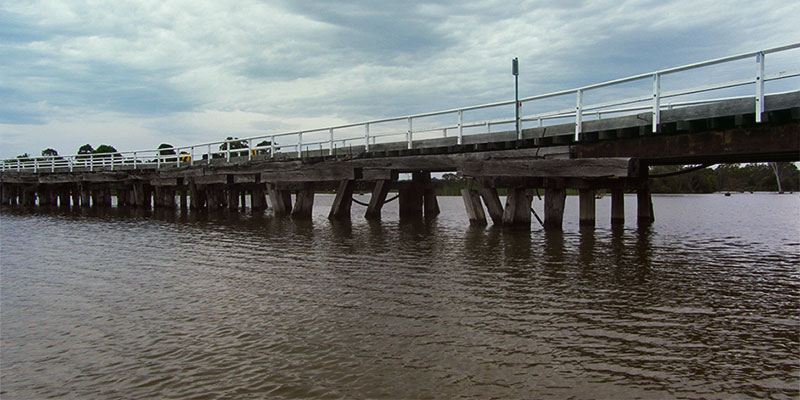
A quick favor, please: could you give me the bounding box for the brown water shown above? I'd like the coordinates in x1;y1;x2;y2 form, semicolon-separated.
1;193;798;399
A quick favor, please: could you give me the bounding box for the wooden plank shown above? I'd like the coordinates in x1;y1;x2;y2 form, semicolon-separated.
150;178;179;186
193;175;228;185
362;168;398;181
261;166;356;182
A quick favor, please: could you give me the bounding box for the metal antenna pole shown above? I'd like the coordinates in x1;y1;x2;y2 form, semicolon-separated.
513;58;520;140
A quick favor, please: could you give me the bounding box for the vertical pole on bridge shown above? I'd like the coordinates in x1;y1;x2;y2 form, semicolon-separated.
575;89;584;142
652;73;661;133
755;51;765;123
512;58;521;140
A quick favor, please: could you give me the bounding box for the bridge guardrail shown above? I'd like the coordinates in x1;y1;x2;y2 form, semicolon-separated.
3;43;798;173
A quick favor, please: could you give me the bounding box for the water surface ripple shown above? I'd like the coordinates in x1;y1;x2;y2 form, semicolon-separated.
1;194;798;399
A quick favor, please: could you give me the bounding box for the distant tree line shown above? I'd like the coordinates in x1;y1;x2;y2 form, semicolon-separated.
649;163;799;193
433;163;798;195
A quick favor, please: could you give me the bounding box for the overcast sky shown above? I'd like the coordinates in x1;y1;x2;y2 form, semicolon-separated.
1;0;798;158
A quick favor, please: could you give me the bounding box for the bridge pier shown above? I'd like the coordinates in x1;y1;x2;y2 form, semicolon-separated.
544;186;566;231
291;184;315;219
251;184;267;211
80;183;91;207
365;180;390;220
579;188;596;227
461;189;487;226
267;183;292;216
329;179;355;220
502;188;532;226
637;182;655;226
477;183;504;226
71;184;80;207
611;187;625;225
22;186;36;207
38;185;51;206
178;179;188;211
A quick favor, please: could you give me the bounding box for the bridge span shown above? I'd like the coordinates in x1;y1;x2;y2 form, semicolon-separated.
2;45;799;230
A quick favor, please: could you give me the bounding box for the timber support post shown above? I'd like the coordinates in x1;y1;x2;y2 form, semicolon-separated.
611;187;625;225
502;187;532;227
251;183;267;211
544;184;567;231
178;178;188;211
579;188;596;227
637;181;655;226
267;183;292;216
477;182;504;226
329;179;355;220
291;183;315;219
80;183;91;207
365;179;391;220
461;189;487;226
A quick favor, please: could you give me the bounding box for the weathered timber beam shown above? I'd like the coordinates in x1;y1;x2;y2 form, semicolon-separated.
260;166;357;182
461;158;636;179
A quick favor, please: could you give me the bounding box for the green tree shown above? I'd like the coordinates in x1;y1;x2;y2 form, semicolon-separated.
219;136;249;158
158;143;176;155
41;148;58;157
78;144;94;154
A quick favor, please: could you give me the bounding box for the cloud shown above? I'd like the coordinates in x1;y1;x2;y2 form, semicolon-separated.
1;0;798;158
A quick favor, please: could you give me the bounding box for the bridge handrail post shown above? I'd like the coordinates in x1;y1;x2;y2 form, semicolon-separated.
34;158;38;172
247;140;252;161
226;140;231;162
51;156;55;172
207;144;212;165
17;158;20;171
457;110;463;145
329;128;335;155
407;117;413;150
575;89;584;141
652;73;661;133
90;153;94;172
176;148;181;167
157;151;161;169
364;124;370;152
297;132;303;157
133;152;137;170
755;51;765;123
190;147;195;166
270;136;275;158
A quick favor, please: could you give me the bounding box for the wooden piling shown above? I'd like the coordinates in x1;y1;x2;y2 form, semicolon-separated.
38;186;50;206
1;183;11;205
80;183;91;207
611;188;624;225
291;184;315;219
251;184;267;211
178;179;188;211
477;184;504;225
228;186;239;210
329;179;355;220
579;188;596;226
637;183;655;226
267;183;292;216
399;187;423;219
502;188;532;226
544;187;566;231
365;180;390;220
71;185;80;207
22;187;36;206
461;189;487;226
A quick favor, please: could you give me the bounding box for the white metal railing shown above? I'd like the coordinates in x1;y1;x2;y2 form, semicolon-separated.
2;43;798;173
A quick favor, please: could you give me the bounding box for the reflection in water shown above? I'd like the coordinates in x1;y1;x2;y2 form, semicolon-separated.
1;194;799;399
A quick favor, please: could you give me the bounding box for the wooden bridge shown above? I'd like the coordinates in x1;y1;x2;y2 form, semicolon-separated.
2;45;799;230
